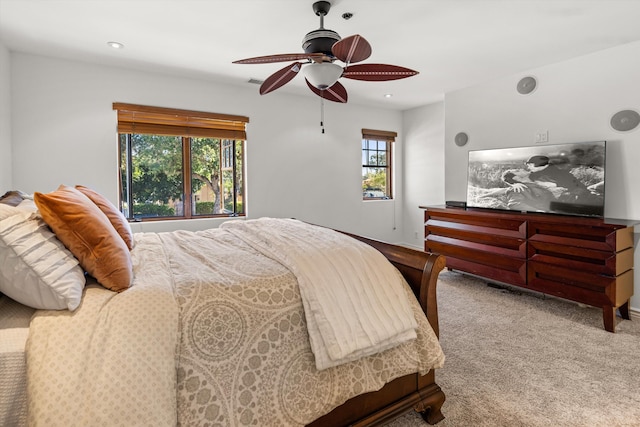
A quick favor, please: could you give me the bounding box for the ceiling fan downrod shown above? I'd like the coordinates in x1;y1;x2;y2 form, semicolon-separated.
303;1;341;55
312;1;331;23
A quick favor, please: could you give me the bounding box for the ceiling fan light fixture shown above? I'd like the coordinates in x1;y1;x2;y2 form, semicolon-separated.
303;62;343;89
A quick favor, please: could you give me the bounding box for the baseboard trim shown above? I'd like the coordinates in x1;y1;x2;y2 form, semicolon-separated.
630;308;640;321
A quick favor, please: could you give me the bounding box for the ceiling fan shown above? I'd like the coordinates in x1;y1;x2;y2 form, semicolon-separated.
233;1;419;103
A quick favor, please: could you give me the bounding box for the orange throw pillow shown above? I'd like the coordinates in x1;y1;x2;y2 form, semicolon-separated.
75;185;134;250
34;185;133;292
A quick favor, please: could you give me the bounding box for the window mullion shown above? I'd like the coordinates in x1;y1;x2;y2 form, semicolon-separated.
218;140;224;215
387;142;393;199
183;137;193;218
232;140;237;213
127;136;134;218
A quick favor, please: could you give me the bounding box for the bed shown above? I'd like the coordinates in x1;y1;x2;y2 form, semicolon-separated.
0;187;447;426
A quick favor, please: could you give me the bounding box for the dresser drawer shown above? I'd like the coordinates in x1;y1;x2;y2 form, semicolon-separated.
426;210;527;237
528;241;634;276
528;221;634;252
447;256;526;286
427;220;525;250
426;237;527;286
528;261;618;306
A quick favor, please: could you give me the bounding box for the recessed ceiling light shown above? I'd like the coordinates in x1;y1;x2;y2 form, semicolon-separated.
107;41;124;49
384;94;393;98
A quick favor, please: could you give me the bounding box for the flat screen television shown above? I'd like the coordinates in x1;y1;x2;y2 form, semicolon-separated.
466;141;606;217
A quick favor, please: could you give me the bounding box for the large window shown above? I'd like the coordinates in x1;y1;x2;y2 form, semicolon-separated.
114;103;248;221
362;128;396;200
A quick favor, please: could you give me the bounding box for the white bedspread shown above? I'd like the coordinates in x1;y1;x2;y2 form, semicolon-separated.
222;218;418;370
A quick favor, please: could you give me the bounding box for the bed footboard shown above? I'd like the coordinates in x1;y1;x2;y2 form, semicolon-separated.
307;232;447;426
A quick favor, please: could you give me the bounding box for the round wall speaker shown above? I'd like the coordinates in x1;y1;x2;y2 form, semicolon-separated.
610;109;640;132
454;132;469;147
517;76;537;95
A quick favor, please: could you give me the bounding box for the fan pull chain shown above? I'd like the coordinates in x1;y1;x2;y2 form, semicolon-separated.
320;96;325;134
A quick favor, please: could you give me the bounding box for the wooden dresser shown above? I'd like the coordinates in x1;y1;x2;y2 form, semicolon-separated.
421;205;637;332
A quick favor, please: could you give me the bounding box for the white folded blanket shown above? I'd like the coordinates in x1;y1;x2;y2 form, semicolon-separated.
221;218;418;370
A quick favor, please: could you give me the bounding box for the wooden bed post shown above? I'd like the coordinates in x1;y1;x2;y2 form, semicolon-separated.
419;253;447;338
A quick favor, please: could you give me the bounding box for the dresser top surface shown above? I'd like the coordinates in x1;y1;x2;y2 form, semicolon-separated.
420;205;639;228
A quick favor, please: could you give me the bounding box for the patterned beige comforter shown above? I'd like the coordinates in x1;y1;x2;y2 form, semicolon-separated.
26;223;445;427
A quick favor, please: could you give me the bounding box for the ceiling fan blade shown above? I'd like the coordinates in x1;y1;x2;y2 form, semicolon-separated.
233;53;325;65
305;79;348;103
332;34;372;64
342;64;419;81
259;62;303;95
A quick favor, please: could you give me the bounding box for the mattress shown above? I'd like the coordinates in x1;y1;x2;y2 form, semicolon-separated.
0;294;35;427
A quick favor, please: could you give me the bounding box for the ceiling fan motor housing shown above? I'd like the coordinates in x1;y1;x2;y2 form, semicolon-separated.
303;1;340;56
302;29;341;55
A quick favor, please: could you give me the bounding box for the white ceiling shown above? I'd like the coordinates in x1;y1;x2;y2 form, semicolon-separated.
2;0;640;110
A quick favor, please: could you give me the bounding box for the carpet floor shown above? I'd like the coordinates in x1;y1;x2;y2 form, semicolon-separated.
386;270;640;427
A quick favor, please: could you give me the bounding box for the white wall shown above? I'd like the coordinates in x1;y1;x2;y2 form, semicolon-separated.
401;102;445;249
9;52;405;242
11;42;640;311
0;40;11;190
443;40;640;312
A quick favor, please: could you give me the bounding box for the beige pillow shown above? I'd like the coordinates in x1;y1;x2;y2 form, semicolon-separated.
34;185;132;292
75;185;134;250
0;210;86;310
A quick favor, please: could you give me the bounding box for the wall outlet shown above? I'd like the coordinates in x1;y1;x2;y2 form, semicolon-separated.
414;231;419;240
535;130;549;143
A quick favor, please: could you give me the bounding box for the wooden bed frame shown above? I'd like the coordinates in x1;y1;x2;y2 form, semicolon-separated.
307;233;447;426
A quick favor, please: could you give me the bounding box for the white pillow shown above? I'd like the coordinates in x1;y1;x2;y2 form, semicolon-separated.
0;210;86;310
0;204;21;221
0;201;37;221
16;198;38;213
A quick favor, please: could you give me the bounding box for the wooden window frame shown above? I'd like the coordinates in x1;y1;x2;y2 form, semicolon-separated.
362;128;396;200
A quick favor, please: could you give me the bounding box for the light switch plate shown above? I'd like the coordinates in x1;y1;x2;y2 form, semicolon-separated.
535;131;549;143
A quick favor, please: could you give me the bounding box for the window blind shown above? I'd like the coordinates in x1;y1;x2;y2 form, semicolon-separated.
362;128;397;142
113;103;249;140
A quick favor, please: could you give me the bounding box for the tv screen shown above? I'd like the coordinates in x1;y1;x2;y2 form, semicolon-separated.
466;141;606;217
